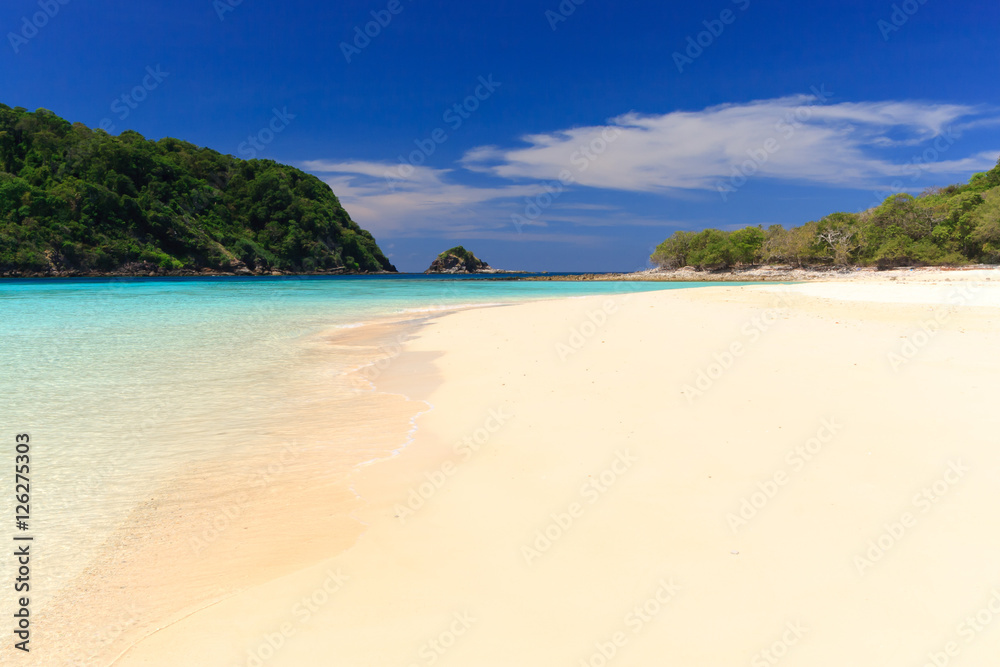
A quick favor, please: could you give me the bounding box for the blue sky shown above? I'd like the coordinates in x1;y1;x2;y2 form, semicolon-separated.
4;0;1000;272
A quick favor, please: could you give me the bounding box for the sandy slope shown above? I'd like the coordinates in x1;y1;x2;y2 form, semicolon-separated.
116;280;1000;666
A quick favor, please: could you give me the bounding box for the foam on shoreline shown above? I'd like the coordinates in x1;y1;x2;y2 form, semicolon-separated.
16;314;436;666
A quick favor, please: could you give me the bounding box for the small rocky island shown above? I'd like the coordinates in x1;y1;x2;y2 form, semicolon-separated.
425;246;494;274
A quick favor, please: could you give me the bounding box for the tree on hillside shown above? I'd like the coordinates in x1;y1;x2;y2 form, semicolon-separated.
0;104;396;275
816;213;860;265
970;188;1000;261
650;157;1000;270
729;226;764;266
686;228;734;269
651;231;694;269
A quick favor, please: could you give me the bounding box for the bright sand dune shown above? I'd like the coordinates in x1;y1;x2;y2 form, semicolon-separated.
117;280;1000;666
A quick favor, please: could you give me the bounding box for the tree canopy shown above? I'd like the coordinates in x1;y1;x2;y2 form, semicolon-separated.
0;104;395;275
426;246;492;273
651;158;1000;270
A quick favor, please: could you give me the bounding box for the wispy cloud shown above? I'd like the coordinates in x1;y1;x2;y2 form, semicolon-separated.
304;97;1000;236
303;161;552;237
461;96;1000;191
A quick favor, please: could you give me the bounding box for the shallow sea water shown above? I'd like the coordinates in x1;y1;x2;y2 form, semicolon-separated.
0;276;729;619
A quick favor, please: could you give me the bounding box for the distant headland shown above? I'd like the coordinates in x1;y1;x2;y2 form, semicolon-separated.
0;105;395;278
648;157;1000;272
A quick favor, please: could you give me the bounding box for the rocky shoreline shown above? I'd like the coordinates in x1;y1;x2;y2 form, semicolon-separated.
6;264;998;281
521;265;1000;282
0;261;398;279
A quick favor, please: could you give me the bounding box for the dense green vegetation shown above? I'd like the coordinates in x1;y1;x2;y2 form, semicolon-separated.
652;158;1000;270
426;246;491;272
0;105;395;275
436;246;479;264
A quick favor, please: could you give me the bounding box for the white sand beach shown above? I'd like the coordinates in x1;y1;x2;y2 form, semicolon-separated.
109;274;1000;666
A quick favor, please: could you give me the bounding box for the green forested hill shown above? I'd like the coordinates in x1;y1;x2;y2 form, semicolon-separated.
652;158;1000;270
0;105;395;276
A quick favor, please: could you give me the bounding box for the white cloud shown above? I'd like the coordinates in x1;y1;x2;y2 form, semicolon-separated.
304;97;1000;237
303;161;556;237
460;96;1000;193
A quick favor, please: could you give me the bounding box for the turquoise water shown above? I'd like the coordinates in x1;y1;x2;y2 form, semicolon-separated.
0;276;729;602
